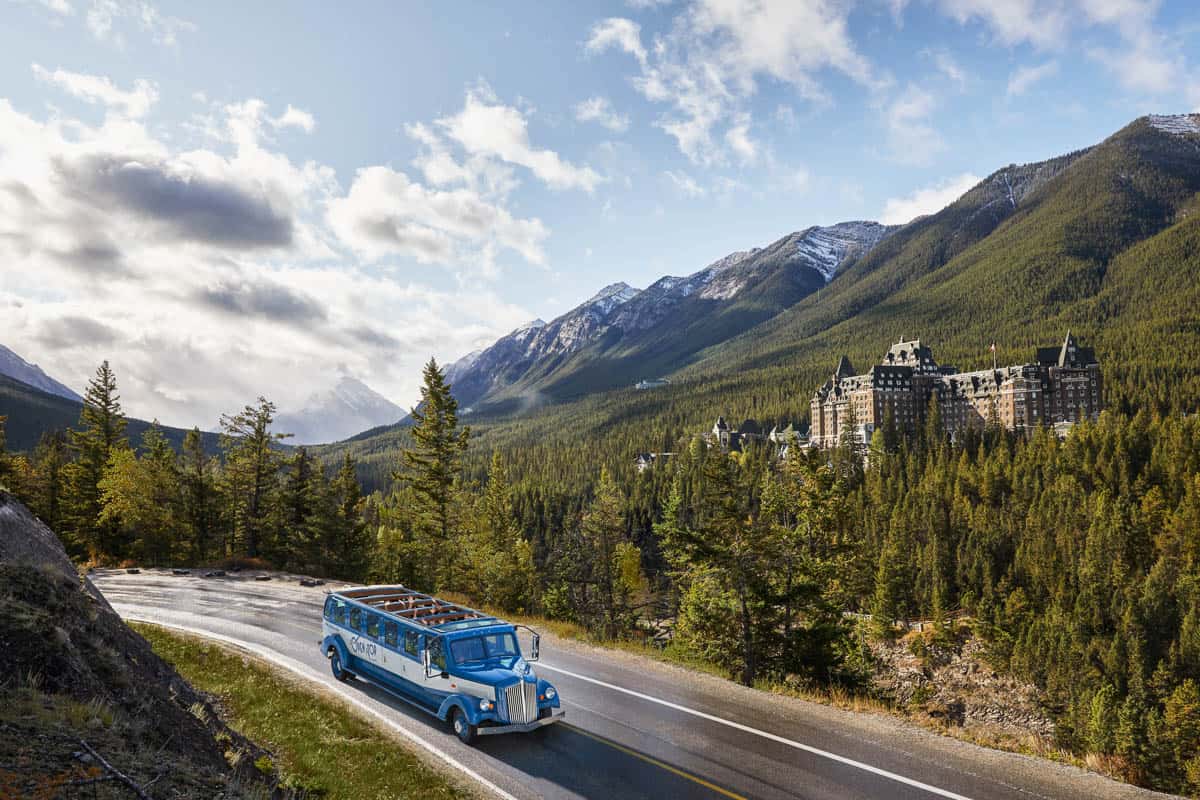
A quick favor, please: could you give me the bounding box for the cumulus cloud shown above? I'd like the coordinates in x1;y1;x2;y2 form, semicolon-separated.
574;96;631;133
327;165;548;265
36;315;120;350
880;172;980;225
195;278;326;325
585;17;647;66
935;0;1068;49
271;105;316;133
437;87;603;192
32;63;158;117
883;84;942;166
59;154;294;248
1007;61;1059;96
0;76;541;428
586;2;882;166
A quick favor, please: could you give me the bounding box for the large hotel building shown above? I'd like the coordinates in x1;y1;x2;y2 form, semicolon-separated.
810;332;1102;448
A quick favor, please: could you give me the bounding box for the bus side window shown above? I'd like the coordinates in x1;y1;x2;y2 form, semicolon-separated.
332;599;346;625
384;621;398;647
404;631;419;658
349;607;362;630
430;637;446;672
366;613;380;639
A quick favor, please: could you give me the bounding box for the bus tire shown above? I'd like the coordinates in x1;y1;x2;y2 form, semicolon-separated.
451;707;477;745
330;649;353;683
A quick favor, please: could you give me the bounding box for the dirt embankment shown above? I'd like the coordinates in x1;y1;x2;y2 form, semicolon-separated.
0;490;285;799
871;625;1056;743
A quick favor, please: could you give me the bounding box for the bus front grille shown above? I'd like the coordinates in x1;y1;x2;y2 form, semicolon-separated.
502;681;538;725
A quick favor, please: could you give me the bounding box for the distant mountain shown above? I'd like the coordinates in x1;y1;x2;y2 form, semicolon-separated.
275;375;403;445
443;221;893;411
0;344;80;402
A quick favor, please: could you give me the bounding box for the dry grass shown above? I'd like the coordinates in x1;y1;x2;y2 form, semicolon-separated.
134;623;478;800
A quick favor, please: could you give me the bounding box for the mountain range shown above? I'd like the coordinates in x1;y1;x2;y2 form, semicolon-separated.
320;112;1200;491
445;220;894;412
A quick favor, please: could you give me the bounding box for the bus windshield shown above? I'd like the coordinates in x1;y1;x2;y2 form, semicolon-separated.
449;632;520;666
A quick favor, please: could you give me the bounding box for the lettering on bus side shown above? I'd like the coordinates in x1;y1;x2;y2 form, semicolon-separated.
349;635;378;660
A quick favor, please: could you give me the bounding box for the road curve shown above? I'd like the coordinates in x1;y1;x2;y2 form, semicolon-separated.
90;570;1173;800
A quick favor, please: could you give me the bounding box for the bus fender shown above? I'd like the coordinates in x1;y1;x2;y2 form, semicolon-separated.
322;634;349;664
436;695;481;725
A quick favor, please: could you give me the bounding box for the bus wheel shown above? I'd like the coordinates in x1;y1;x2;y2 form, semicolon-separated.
451;707;477;745
330;649;352;682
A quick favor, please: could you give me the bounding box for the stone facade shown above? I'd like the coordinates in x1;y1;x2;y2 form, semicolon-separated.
810;332;1102;448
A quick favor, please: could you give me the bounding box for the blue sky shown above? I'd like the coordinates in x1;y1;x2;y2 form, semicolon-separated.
1;0;1197;427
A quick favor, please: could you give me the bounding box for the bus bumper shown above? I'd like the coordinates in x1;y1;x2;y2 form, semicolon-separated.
477;708;565;735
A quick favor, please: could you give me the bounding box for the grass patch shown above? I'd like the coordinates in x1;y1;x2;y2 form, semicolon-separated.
133;623;476;800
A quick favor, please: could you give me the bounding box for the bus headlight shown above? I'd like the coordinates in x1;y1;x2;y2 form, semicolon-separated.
479;698;494;712
544;687;556;700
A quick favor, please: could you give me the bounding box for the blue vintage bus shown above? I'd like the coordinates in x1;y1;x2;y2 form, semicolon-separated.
319;585;563;743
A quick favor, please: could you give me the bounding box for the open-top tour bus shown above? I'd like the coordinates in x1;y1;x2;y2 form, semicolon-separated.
320;585;563;743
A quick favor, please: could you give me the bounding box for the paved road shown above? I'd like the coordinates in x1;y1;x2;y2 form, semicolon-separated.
91;570;1171;800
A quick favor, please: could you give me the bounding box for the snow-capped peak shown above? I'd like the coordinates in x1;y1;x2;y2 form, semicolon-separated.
793;221;893;283
584;282;641;315
515;318;546;334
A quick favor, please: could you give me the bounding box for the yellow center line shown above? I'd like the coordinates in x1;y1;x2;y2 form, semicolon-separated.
560;722;749;800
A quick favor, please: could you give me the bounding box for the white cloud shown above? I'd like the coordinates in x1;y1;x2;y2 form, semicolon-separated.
930;50;967;89
271;104;316;133
936;0;1068;48
574;96;631;133
724;114;758;165
663;169;706;197
625;0;673;8
586;2;882;166
1007;61;1059;96
880;172;980;224
883;84;942;166
0;82;543;428
32;63;158;117
327;165;548;265
437;86;603;192
86;0;195;47
585;17;648;66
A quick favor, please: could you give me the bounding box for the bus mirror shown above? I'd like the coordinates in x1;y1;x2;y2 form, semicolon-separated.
530;634;541;662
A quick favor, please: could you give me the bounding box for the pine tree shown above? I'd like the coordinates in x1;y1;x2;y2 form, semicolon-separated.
180;428;218;564
472;452;536;612
220;397;289;559
29;431;68;533
578;467;640;638
97;424;181;565
67;361;128;560
330;454;370;581
396;359;469;587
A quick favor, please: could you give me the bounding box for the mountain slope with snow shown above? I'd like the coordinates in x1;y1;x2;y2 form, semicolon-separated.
275;375;403;445
443;221;894;410
0;344;81;402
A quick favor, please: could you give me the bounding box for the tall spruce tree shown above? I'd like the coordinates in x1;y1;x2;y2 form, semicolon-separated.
330;454;370;581
397;358;469;587
220;397;289;559
180;428;218;564
67;361;128;559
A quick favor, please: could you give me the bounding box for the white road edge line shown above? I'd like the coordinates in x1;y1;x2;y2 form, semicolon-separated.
118;615;520;800
538;663;974;800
